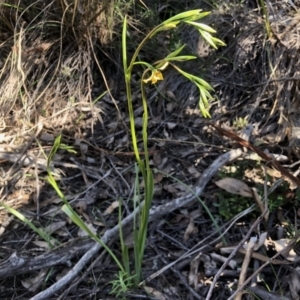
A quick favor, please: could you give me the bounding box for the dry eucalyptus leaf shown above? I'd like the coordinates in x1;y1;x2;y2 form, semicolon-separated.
289;270;300;300
166;90;175;99
75;201;87;214
55;229;69;237
103;201;119;215
272;239;297;261
44;221;66;235
163;184;179;194
32;240;53;249
187;165;201;178
152;152;162;167
215;178;253;197
243;232;267;251
143;286;167;300
189;252;202;290
86;156;96;163
79;142;88;156
183;218;196;242
0;215;14;236
154;172;164;183
167;122;177;129
200;253;216;271
166;102;175;112
93;220;105;227
189;208;202;219
157;157;168;169
21;269;47;292
77;222;97;237
266;167;282;178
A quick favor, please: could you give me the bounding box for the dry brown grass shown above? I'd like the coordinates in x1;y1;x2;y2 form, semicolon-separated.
0;0;122;132
0;0;129;225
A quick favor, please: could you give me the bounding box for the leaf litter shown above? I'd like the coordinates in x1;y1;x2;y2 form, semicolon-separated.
1;1;300;299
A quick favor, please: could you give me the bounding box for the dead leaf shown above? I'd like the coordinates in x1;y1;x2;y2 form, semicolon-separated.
79;142;88;156
200;253;216;271
243;232;267;251
38;42;52;52
166;102;175;112
187;166;201;178
183;218;196;242
21;269;47;292
244;168;264;184
165;90;175;99
189;208;202;219
32;240;53;249
272;239;297;261
167;122;177;129
266;167;282;178
289;270;300;300
75;201;91;222
143;286;167;300
189;252;202;290
77;222;97;237
44;221;66;235
215;178;253;197
103;201;119;215
265;126;287;143
154;172;164;183
152;152;162;167
134;117;143;127
93;220;105;226
75;201;87;214
0;215;14;236
163;184;179;195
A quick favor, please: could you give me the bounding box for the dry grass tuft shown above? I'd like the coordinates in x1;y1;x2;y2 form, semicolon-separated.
0;0;123;134
0;0;133;225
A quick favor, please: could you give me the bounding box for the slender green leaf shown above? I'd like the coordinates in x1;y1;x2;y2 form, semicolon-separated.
151;22;180;36
198;30;226;49
185;21;216;33
47;135;61;168
0;202;58;248
122;16;128;74
62;204;125;272
165;44;186;59
183;11;211;22
133;61;155;69
162;9;202;23
164;55;197;61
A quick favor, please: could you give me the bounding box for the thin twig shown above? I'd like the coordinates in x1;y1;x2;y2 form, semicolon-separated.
235;237;256;300
205;209;268;300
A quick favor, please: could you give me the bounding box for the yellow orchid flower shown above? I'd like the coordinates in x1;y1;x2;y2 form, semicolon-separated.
143;70;164;84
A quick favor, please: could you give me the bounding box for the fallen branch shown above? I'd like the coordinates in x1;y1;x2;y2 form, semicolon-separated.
0;240;94;278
